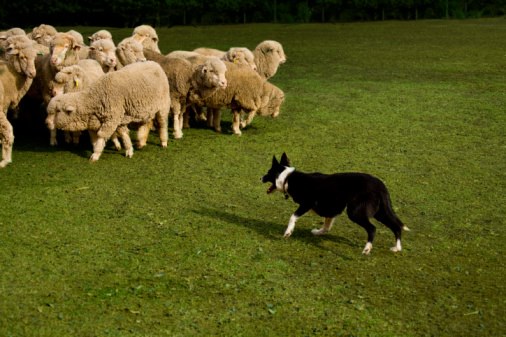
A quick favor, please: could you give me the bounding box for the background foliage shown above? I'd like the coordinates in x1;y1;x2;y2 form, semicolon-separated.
1;0;506;28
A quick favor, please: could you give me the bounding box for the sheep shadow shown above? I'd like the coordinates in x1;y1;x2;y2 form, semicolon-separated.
192;207;356;259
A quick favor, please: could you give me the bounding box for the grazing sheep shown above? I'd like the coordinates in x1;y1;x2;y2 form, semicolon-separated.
253;40;286;79
115;37;146;69
46;61;170;162
0;35;37;167
132;25;160;53
166;50;200;59
193;62;285;135
88;30;113;43
144;49;227;139
88;39;117;73
29;24;57;47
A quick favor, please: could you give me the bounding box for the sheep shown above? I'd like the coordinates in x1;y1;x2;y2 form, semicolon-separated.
192;61;285;135
253;40;286;79
166;50;200;59
66;29;90;59
0;28;26;59
193;47;256;71
132;25;160;53
115;37;146;69
88;29;113;44
46;61;170;162
28;24;57;47
144;49;227;139
88;39;117;73
0;35;37;168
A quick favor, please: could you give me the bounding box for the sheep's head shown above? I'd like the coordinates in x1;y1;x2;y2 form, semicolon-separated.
117;38;146;66
89;39;117;72
198;57;227;89
254;40;286;79
88;30;113;43
47;94;87;131
257;82;285;118
132;25;160;53
31;24;57;47
226;47;256;71
5;35;37;78
50;33;81;70
52;65;85;96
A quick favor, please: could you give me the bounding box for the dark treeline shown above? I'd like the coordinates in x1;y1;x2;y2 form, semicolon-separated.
1;0;505;28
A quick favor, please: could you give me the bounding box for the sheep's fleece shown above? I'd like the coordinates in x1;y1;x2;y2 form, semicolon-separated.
46;61;170;161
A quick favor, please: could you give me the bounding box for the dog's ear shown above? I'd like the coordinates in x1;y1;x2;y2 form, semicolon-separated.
280;152;290;166
272;155;279;166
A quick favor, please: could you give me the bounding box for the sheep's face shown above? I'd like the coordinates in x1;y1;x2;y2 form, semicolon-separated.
258;84;285;118
52;66;83;96
5;37;37;78
50;34;80;70
90;40;117;71
32;25;57;47
200;58;227;89
47;95;87;131
226;48;257;71
117;40;146;65
132;25;160;53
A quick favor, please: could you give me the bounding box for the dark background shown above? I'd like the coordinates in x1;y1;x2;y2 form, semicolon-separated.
1;0;505;28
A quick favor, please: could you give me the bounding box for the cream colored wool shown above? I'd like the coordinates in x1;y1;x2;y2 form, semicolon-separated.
88;39;117;73
144;49;227;139
29;24;57;47
253;40;286;80
115;37;146;69
0;35;37;168
132;25;160;53
47;61;170;162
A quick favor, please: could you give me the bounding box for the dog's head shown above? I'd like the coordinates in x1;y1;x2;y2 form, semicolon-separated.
262;152;291;194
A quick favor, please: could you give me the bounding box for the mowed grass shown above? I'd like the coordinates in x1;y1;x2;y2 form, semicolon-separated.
1;19;505;336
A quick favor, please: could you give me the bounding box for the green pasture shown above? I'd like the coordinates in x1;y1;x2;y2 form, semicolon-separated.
1;19;505;336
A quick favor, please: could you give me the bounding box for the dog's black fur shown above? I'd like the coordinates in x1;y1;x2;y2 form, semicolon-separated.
262;152;408;254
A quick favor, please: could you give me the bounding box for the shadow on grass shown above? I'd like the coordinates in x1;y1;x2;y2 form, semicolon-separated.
193;207;357;259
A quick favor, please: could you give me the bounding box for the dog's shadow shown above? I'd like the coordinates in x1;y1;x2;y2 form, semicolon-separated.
192;207;356;259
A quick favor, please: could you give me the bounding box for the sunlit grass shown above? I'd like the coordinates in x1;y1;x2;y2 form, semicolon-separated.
1;19;505;336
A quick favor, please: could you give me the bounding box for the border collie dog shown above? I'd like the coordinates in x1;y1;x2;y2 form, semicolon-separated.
262;153;409;254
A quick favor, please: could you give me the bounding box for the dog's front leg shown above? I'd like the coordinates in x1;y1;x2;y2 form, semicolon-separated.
284;206;310;238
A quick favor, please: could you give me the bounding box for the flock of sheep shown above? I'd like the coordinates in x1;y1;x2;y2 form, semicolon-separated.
0;24;287;167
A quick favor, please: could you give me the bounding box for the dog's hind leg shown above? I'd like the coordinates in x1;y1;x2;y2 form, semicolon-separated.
375;196;405;253
347;206;376;255
311;217;335;236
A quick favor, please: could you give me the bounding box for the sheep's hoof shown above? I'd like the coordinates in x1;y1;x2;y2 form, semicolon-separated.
125;149;134;158
160;141;168;148
0;160;11;168
89;153;101;162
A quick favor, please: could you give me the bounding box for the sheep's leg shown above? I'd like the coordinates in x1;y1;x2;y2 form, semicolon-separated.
116;125;133;158
89;137;106;162
155;111;168;147
211;108;222;133
0;115;14;168
240;109;257;129
64;131;72;144
49;129;58;146
88;130;98;147
182;106;191;129
137;123;150;149
171;102;183;139
206;108;214;128
71;131;81;145
231;109;242;136
110;132;122;151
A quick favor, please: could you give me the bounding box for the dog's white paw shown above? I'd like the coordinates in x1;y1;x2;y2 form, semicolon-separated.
283;230;292;238
311;228;328;236
390;239;402;253
362;242;373;255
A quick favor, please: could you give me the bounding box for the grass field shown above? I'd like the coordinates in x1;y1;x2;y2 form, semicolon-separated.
1;19;505;336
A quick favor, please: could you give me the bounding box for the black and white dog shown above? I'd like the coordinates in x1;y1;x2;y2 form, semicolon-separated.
262;153;409;254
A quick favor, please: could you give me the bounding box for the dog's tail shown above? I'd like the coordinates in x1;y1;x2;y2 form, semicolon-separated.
379;189;409;232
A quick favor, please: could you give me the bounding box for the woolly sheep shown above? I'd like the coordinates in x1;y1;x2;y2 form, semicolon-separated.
29;24;57;47
193;62;285;135
0;28;26;59
132;25;160;53
29;32;82;107
253;40;286;79
144;49;227;139
193;47;256;71
88;39;117;73
115;37;146;69
66;29;90;59
46;61;170;162
0;35;37;167
88;30;113;43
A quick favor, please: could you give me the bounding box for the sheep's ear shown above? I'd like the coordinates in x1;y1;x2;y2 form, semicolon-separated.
73;76;79;89
280;152;290;166
6;45;18;55
201;65;208;74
